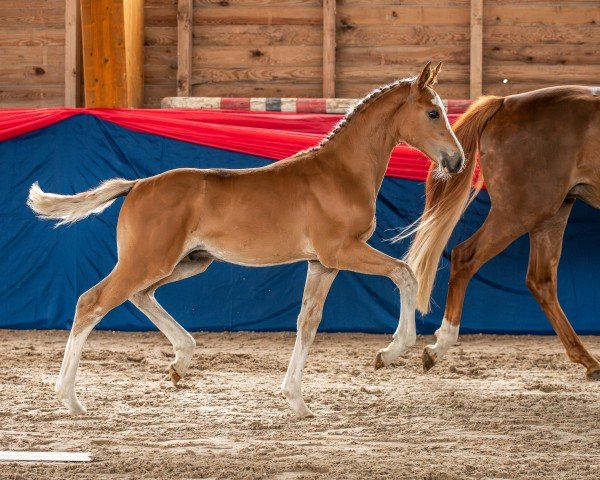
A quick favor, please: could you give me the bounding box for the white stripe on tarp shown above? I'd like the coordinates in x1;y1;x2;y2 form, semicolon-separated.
0;451;92;462
280;98;297;112
250;98;266;111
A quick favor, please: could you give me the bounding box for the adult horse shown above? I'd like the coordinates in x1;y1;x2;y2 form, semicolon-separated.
27;63;464;417
403;85;600;379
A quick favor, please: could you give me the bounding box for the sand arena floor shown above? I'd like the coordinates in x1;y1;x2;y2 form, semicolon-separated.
0;329;599;479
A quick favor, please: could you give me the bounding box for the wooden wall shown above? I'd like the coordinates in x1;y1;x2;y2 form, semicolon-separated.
483;1;600;96
0;1;598;107
0;0;65;107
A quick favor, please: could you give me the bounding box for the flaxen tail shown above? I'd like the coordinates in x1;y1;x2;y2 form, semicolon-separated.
402;95;504;314
27;178;137;226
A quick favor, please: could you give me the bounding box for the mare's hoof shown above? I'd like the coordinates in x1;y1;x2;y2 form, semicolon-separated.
586;366;600;381
422;347;437;372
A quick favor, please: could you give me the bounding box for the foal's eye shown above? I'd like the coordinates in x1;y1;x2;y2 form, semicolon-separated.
428;110;440;119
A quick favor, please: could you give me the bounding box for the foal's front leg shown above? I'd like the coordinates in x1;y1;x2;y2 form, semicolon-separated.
282;261;338;418
323;241;418;368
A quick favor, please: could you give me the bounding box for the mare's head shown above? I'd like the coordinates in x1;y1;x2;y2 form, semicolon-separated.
396;62;465;174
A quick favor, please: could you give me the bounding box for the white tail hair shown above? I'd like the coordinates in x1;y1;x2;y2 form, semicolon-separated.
399;95;504;313
27;178;137;226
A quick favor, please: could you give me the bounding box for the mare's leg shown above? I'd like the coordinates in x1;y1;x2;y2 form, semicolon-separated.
526;200;600;379
130;257;214;385
281;261;338;418
320;241;418;368
422;209;529;370
56;267;153;414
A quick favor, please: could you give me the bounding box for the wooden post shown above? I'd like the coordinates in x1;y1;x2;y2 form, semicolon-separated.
322;0;336;98
177;0;193;97
64;0;81;107
124;0;145;107
470;0;483;98
80;0;144;107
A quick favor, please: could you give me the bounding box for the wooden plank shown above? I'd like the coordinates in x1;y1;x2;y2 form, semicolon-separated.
0;451;91;463
189;45;322;67
484;5;599;26
194;6;322;25
64;0;81;107
470;0;483;98
337;6;470;26
0;9;65;29
338;25;469;47
80;0;128;107
0;86;64;107
124;0;145;107
0;30;65;47
177;0;193;96
0;64;64;84
483;64;600;83
485;43;600;66
322;0;336;98
190;66;322;83
485;24;600;45
193;0;320;5
337;45;470;65
191;82;322;98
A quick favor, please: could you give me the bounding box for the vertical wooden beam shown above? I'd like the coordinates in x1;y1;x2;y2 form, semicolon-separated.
322;0;336;98
470;0;483;98
80;0;128;107
64;0;82;107
124;0;145;107
177;0;193;97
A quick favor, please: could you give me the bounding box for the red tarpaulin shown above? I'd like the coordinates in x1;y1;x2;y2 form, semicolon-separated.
0;108;463;181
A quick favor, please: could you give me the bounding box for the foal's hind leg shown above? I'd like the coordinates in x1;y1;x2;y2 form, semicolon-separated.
56;268;147;414
282;261;338;418
130;257;213;385
423;209;530;370
526;200;600;379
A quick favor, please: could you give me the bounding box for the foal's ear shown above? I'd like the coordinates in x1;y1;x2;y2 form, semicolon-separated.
416;61;433;90
430;62;443;85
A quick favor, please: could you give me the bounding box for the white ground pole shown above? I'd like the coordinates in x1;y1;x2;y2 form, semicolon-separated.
0;451;91;462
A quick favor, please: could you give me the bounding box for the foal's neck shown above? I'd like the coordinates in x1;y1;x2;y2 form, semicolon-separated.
319;87;407;195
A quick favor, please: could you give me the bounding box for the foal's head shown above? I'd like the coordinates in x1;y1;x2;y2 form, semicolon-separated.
396;62;465;174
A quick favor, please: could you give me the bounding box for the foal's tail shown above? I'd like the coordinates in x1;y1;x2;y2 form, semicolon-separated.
27;178;137;226
403;95;504;314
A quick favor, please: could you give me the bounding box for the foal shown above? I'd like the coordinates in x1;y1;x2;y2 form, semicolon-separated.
28;63;464;417
404;85;600;379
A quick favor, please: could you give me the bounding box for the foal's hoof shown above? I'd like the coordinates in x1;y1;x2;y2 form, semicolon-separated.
169;364;182;386
586;366;600;381
422;347;437;372
374;350;386;370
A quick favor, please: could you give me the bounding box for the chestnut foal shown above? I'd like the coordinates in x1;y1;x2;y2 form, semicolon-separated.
28;63;464;417
404;86;600;379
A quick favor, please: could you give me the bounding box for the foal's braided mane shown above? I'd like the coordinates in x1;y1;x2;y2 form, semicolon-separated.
303;76;416;155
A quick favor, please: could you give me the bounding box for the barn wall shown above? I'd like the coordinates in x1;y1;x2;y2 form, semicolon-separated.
0;1;598;107
0;0;65;107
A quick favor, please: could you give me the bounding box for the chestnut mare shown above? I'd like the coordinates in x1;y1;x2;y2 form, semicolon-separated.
28;63;464;417
404;85;600;379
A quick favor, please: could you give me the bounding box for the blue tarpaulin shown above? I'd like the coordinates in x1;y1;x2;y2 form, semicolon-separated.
2;114;599;334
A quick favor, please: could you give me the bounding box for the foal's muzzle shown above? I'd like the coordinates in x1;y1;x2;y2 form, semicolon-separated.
440;151;464;174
